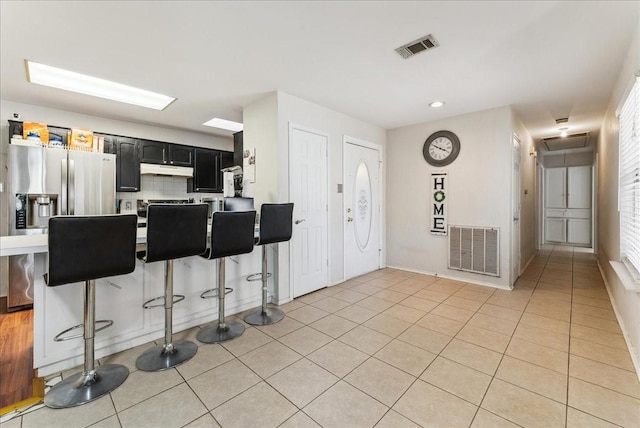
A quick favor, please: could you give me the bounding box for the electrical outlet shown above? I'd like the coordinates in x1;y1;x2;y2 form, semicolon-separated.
125;201;132;210
12;112;20;120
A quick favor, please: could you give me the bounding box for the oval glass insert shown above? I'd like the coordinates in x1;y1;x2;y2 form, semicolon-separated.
354;160;372;250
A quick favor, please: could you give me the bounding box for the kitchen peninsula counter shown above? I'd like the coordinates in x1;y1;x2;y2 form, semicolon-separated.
1;228;270;376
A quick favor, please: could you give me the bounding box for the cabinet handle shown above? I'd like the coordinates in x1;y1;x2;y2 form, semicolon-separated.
162;148;166;164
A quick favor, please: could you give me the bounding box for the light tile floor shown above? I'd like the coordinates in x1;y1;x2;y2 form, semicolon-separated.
5;246;640;427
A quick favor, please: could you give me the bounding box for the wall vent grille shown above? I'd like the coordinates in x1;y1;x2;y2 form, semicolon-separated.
449;225;499;276
395;34;439;59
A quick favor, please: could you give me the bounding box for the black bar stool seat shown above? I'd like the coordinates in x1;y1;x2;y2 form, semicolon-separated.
136;204;208;371
197;210;256;344
44;214;137;409
244;203;293;326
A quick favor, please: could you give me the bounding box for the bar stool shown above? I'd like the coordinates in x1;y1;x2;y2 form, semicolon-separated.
136;204;208;371
244;203;294;326
197;210;256;343
44;214;137;408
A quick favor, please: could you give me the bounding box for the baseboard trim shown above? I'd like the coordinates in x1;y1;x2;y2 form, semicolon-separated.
385;265;511;291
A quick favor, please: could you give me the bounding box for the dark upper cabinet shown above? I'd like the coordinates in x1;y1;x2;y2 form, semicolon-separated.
139;140;193;166
115;137;140;192
233;131;243;167
188;148;218;193
188;149;233;193
139;140;166;164
169;144;194;166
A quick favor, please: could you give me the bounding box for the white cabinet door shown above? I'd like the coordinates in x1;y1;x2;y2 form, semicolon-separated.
568;166;591;209
545;218;566;242
567;219;591;245
545;168;566;208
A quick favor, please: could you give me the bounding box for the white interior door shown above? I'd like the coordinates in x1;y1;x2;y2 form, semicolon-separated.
344;140;381;279
511;135;521;285
289;126;329;297
545;167;567;208
568;166;592;209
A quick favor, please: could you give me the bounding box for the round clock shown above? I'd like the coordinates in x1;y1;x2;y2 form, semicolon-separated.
423;130;461;167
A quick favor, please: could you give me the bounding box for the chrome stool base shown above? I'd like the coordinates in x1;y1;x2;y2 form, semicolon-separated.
135;339;198;372
196;320;245;344
244;307;285;326
44;363;129;409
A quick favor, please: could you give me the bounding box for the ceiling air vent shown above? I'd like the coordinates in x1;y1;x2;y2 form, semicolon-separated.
542;133;589;151
555;118;569;124
395;34;439;59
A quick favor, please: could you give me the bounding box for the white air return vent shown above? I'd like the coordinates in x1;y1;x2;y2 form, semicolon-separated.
449;226;499;276
395;34;439;59
542;133;589;151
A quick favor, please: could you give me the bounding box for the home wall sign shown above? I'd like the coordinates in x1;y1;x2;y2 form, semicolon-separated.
430;171;448;235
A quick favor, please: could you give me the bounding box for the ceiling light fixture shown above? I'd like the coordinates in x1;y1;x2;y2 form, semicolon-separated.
429;101;445;108
202;118;243;132
559;127;569;138
25;60;176;110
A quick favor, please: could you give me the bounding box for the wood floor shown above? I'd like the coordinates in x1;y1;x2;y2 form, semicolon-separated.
0;297;34;408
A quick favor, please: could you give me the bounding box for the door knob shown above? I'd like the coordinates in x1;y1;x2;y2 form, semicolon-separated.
294;219;306;224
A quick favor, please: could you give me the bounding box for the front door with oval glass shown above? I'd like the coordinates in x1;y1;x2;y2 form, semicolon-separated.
344;141;381;279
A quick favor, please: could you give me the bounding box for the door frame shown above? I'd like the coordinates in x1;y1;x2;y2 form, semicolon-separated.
288;122;331;298
342;135;384;282
510;133;522;286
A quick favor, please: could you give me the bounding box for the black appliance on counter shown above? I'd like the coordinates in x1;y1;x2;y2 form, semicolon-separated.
136;199;194;227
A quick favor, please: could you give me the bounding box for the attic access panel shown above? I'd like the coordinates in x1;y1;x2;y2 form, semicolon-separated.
542;133;589;151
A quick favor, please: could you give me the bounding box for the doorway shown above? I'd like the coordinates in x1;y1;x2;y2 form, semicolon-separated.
289;125;329;297
343;138;382;279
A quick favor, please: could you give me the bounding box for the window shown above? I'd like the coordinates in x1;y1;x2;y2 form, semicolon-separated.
618;75;640;280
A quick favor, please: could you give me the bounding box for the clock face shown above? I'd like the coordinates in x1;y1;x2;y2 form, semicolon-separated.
423;130;460;166
428;137;454;161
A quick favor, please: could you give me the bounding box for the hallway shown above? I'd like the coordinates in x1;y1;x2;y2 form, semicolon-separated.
2;246;639;427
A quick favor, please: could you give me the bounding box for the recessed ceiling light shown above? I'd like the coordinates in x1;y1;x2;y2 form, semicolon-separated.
429;101;445;108
202;118;243;132
25;60;176;110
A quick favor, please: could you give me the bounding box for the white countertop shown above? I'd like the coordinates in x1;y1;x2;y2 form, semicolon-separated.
0;225;258;257
0;229;148;257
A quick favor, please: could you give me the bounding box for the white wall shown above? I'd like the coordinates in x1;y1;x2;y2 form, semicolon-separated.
511;113;537;270
542;150;594;168
386;106;513;289
243;91;386;302
596;23;640;373
0;99;232;297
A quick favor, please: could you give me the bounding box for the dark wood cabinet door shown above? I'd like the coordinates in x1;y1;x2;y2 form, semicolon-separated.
139;140;167;164
191;148;218;192
169;144;194;166
116;137;140;192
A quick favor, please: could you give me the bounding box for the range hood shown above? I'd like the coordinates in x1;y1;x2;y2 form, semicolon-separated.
140;163;193;177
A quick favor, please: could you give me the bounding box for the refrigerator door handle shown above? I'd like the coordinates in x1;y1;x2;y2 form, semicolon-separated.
69;158;75;215
61;158;68;215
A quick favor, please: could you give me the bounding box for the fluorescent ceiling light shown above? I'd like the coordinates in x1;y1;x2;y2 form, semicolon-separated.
429;101;445;108
25;60;176;110
202;118;243;132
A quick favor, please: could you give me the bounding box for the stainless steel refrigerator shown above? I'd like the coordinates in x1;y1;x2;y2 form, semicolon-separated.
7;143;117;310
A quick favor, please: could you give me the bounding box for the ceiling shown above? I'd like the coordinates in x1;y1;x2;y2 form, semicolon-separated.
1;1;638;143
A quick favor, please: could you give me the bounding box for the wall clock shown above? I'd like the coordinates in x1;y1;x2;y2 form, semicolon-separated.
423;130;460;167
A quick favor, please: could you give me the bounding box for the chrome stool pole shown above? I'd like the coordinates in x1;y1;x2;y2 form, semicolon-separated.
244;245;284;325
196;257;245;343
136;260;197;371
46;279;129;408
